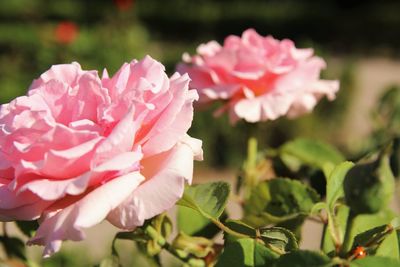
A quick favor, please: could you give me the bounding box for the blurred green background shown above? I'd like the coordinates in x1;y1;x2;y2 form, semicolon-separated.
2;0;400;167
1;0;400;266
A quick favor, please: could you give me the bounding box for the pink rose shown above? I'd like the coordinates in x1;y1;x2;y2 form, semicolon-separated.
0;56;202;256
177;28;339;123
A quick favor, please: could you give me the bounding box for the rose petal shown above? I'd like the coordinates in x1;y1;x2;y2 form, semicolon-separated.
138;73;198;157
178;29;339;123
94;107;137;165
0;182;52;221
107;140;198;230
28;171;145;257
20;150;143;201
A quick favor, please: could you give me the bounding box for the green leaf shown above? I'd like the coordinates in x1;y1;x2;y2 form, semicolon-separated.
350;256;400;267
15;221;38;238
0;236;26;261
342;208;397;255
326;161;354;210
397;230;400;256
178;205;210;235
273;250;333;267
177;181;230;219
177;206;221;238
322;162;355;253
275;218;305;242
216;238;278;267
311;202;327;215
344;152;395;214
244;178;320;227
350;210;397;240
351;223;399;259
223;221;298;255
279;138;345;177
323;207;399;258
224;220;257;243
260;227;298;253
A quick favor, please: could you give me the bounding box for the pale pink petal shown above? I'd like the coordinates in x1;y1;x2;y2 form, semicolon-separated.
177;64;215;90
178;29;339;123
29;62;85;90
127;55;169;94
18;174;91;201
94;107;137;165
40;137;103;178
0;181;40;209
107;141;198;230
19;149;142;201
180;134;203;161
287;94;318;117
0;182;52;221
311;80;340;100
138;74;198;157
234;98;262;123
0;56;201;257
260;93;294;121
0;200;53;221
28;172;145;257
197;41;222;57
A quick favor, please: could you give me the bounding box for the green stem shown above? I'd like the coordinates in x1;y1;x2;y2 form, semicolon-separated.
209;218;250;239
111;237;118;256
210;218;284;256
327;210;342;254
263;242;285;256
247;137;258;171
320;222;328;250
244;137;258;199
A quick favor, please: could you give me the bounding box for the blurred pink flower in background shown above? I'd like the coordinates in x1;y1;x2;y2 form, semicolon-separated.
178;29;339;123
0;56;202;256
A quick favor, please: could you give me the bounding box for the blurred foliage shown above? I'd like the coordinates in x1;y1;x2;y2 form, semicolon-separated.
136;0;400;55
0;0;361;168
0;0;154;104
